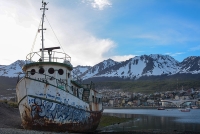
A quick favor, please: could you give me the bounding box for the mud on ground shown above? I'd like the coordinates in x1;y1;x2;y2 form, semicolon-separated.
0;102;21;129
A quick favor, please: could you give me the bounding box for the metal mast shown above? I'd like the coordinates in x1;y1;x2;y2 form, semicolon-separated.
40;1;48;61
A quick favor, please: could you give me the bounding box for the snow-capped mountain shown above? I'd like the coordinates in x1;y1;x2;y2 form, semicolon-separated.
1;54;200;80
80;59;119;79
82;54;180;80
72;65;91;77
180;56;200;74
0;60;26;77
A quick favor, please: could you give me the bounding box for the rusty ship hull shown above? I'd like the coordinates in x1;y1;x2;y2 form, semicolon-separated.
16;75;103;132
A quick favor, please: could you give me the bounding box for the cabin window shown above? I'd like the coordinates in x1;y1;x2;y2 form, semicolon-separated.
71;86;73;92
68;73;70;78
30;69;35;75
39;68;44;74
92;96;94;102
77;88;79;98
73;88;76;96
58;69;64;75
96;97;98;103
74;89;77;96
48;68;54;74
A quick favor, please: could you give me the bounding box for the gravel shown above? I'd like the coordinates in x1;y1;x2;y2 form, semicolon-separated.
0;128;69;134
0;103;70;134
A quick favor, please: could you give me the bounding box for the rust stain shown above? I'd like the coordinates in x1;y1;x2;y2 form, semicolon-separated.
22;104;102;132
92;91;100;111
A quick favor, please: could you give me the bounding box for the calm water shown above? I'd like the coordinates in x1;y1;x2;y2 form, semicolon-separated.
101;109;200;132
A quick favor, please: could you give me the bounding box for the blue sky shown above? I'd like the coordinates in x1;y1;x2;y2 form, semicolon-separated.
0;0;200;66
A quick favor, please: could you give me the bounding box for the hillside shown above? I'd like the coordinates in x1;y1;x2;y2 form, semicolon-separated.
1;74;200;94
94;74;200;93
0;76;18;91
1;54;200;93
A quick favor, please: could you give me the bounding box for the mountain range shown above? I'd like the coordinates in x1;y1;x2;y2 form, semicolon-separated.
0;60;25;77
73;54;200;81
1;54;200;81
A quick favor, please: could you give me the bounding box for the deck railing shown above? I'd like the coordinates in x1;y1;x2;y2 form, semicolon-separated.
26;50;71;65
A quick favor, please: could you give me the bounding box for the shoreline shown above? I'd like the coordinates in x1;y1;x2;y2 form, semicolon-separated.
0;128;67;134
1;128;199;134
0;102;199;134
103;106;180;109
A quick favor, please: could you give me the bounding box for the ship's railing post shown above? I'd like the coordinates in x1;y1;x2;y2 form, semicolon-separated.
26;51;72;64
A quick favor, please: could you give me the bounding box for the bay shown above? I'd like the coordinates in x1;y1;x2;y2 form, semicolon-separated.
101;109;200;132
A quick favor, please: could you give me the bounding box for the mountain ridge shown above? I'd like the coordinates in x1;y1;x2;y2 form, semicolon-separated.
1;54;200;81
76;54;200;81
0;60;26;77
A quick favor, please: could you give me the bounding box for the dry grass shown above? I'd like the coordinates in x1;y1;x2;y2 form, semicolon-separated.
98;115;131;128
0;100;18;108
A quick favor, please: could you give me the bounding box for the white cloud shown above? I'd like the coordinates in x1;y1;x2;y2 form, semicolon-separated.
82;0;112;10
189;45;200;51
134;34;160;41
41;3;116;66
132;32;184;45
0;1;115;66
111;55;135;62
0;1;39;65
165;52;184;57
62;35;116;66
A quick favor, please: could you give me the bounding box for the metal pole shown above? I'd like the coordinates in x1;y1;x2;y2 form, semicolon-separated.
40;1;48;61
42;3;45;61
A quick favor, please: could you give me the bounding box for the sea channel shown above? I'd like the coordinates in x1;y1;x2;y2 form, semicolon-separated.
100;108;200;133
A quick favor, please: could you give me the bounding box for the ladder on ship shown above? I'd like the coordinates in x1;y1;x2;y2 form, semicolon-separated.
82;89;90;102
82;83;91;102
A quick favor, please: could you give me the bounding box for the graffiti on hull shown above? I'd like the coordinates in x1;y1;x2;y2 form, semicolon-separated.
29;97;91;123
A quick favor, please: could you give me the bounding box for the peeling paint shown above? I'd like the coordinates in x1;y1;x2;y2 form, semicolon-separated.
20;96;102;132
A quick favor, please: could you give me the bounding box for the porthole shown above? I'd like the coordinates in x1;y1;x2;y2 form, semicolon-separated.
58;69;64;75
39;68;45;74
48;68;54;74
30;69;35;75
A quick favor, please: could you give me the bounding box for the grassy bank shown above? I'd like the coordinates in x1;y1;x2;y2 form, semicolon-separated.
98;115;131;128
0;100;18;108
